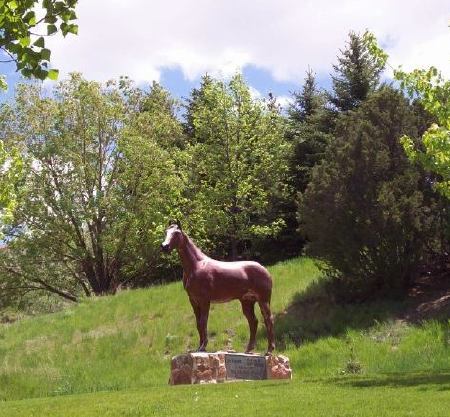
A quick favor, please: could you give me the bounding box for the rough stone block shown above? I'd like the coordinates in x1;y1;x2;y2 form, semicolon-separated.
266;354;292;379
169;351;292;385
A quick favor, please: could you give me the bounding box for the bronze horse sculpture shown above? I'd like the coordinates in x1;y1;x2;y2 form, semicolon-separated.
161;221;275;355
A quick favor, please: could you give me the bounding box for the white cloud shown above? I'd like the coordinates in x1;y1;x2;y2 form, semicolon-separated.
276;95;292;110
45;0;450;85
249;86;263;100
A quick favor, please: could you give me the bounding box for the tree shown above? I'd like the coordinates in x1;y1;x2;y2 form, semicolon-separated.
364;31;450;249
0;75;184;302
397;70;450;199
329;31;384;112
287;69;332;192
0;0;78;87
185;74;289;259
289;68;323;124
0;141;24;231
183;74;213;139
299;87;440;300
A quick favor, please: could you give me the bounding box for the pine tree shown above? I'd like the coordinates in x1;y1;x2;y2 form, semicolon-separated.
289;68;322;123
329;31;384;112
299;87;441;300
287;69;332;192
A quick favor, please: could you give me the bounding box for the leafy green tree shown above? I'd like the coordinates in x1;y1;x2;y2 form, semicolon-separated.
0;0;78;86
299;87;440;300
183;74;213;139
397;70;449;199
0;141;24;230
329;31;384;112
0;75;184;302
186;74;289;259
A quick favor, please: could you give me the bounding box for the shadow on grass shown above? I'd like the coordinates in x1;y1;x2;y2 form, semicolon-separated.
273;276;411;348
330;372;450;390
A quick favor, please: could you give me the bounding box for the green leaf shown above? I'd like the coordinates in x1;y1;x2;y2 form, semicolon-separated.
35;68;48;80
41;48;51;61
21;68;32;77
47;24;57;35
54;2;66;13
45;15;57;24
60;22;68;36
19;36;31;47
47;69;59;80
23;11;36;26
67;24;78;35
0;75;8;91
7;1;18;11
33;37;45;48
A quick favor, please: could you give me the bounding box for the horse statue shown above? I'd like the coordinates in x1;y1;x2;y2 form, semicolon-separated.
161;220;275;355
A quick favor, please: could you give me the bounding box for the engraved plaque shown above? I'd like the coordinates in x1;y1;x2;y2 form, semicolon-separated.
225;353;267;380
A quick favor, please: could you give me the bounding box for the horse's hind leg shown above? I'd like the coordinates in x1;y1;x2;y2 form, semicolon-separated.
258;300;275;355
241;300;258;353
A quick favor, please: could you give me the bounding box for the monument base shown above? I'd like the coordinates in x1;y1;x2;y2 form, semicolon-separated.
169;351;292;385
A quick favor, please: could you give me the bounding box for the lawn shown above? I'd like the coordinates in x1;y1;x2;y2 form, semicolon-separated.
1;374;449;417
0;257;449;415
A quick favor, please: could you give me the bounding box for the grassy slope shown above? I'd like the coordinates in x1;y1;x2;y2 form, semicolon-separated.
0;257;449;416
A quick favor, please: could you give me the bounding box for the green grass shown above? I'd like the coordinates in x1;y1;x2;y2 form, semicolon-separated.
1;375;449;417
0;257;449;416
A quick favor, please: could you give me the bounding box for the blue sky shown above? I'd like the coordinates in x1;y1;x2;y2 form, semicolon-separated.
159;65;307;102
1;0;449;107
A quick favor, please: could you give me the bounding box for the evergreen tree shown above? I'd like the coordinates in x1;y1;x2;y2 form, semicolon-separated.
329;31;384;112
299;87;441;300
287;69;332;192
289;68;322;123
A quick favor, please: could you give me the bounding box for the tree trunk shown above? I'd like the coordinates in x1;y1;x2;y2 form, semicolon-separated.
230;237;238;261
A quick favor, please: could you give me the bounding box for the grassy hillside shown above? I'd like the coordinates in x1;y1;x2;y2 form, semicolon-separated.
0;257;449;415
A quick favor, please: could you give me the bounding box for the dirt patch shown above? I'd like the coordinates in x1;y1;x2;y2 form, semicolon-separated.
274;271;449;346
401;272;450;323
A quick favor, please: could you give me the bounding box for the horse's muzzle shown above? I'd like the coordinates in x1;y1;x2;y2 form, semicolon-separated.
161;243;170;253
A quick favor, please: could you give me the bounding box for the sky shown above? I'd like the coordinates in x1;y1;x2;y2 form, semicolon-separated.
1;0;449;106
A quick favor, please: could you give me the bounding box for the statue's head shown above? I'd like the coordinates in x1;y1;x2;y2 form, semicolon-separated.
161;220;183;253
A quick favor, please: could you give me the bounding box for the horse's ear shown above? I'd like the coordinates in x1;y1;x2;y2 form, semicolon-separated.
176;219;182;231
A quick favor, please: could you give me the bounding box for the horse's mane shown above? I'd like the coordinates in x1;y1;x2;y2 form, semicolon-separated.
183;233;208;262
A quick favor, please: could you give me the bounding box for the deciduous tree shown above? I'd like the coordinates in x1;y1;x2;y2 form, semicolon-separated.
186;74;289;259
0;75;184;302
0;0;78;87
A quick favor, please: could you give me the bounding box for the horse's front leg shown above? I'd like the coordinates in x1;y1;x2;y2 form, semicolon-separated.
197;301;210;352
189;297;202;351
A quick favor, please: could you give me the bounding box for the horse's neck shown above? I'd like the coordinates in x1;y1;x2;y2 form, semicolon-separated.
177;234;206;274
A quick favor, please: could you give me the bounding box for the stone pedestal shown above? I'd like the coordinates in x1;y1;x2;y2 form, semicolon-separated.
169;351;292;385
